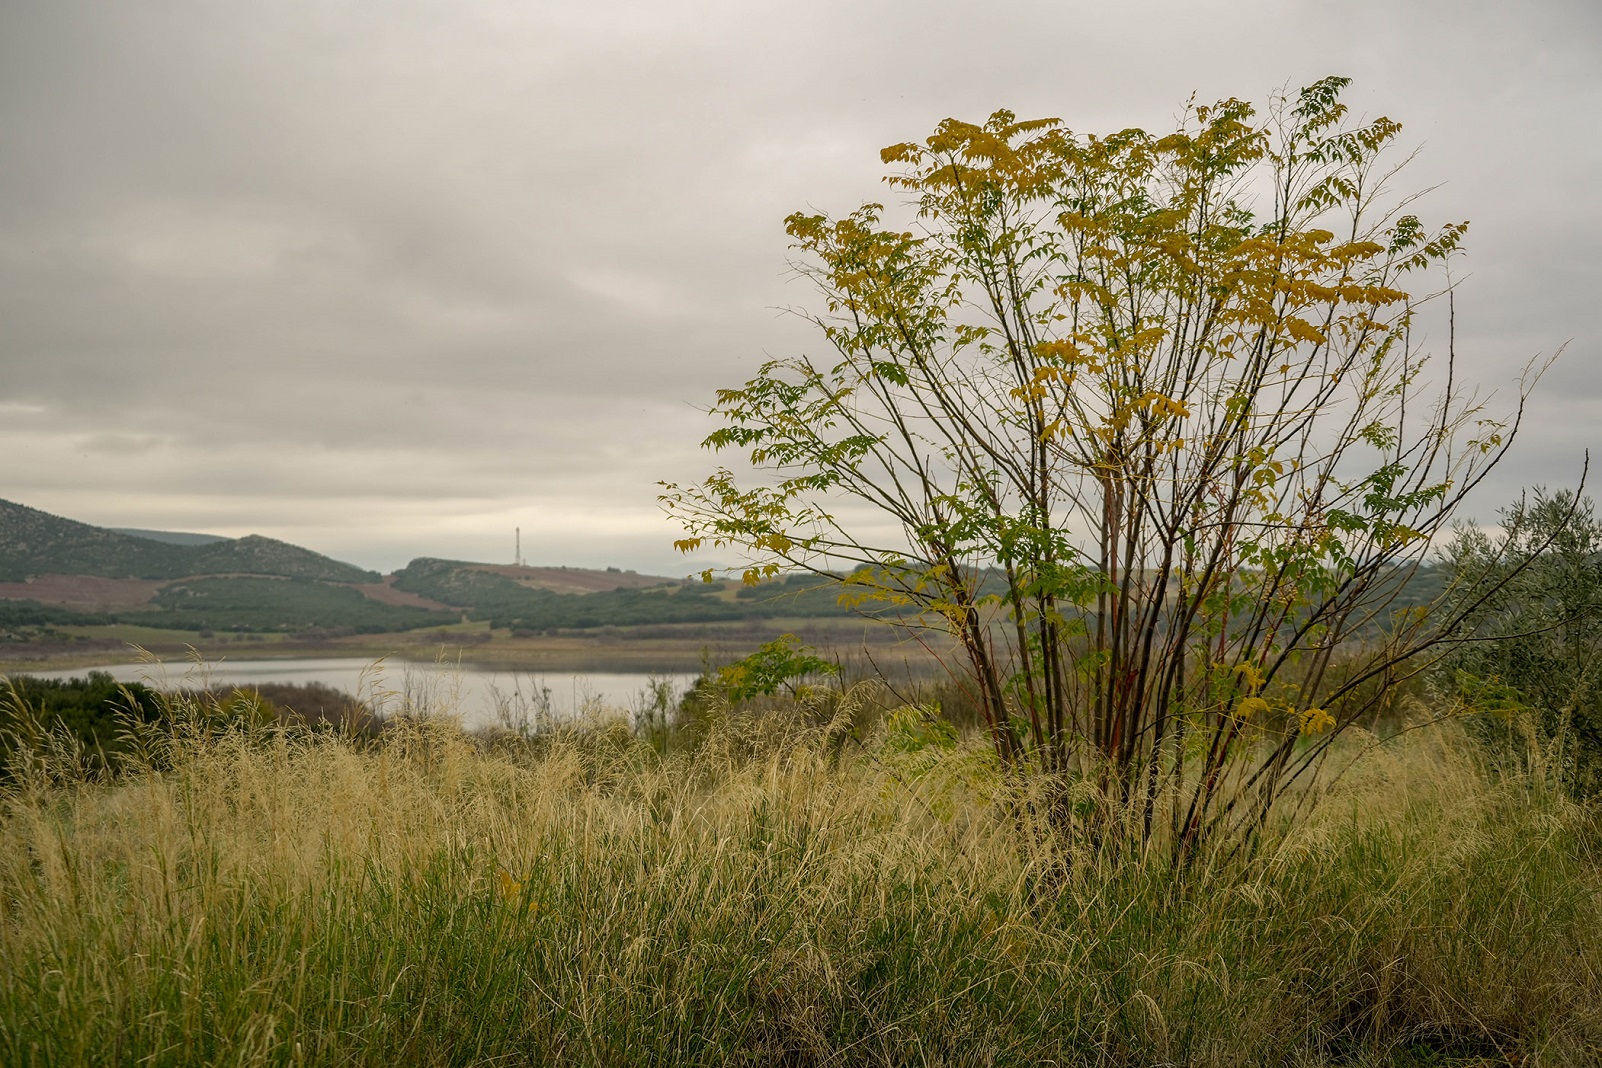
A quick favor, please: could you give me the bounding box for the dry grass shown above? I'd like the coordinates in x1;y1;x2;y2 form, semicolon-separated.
1;692;1599;1066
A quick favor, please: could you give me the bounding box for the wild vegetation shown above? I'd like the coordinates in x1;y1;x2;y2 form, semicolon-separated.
133;576;457;634
1;79;1595;1066
1439;489;1602;797
0;671;164;774
1;681;1599;1066
0;673;383;778
664;77;1553;858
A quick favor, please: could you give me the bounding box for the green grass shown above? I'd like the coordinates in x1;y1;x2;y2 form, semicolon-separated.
1;695;1599;1066
62;622;254;644
121;576;457;634
422;619;495;634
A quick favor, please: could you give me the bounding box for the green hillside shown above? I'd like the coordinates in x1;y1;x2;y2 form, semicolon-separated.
0;577;451;636
393;558;856;630
185;535;377;583
0;499;377;583
124;576;455;634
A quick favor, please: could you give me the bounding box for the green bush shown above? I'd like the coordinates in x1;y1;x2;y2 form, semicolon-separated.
0;672;164;775
1439;489;1602;795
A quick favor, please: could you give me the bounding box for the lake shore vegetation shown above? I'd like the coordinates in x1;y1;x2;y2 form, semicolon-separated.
2;681;1600;1066
3;78;1595;1068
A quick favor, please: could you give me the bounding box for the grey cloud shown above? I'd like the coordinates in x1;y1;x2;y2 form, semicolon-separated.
1;0;1597;571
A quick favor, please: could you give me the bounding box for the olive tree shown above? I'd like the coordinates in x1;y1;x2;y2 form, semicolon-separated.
663;78;1541;855
1440;491;1602;795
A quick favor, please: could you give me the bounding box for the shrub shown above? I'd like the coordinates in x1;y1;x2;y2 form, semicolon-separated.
1439;489;1602;795
665;77;1544;856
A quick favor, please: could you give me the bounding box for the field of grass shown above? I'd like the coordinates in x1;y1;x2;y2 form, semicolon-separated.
68;623;294;646
2;686;1599;1066
0;625;300;675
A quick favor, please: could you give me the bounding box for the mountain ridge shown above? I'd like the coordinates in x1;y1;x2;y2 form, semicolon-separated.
0;497;849;638
0;498;378;584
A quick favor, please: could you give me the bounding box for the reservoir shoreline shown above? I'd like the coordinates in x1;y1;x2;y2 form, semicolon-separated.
0;616;948;678
14;657;700;728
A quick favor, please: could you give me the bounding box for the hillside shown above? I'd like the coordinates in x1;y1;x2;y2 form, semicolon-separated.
129;576;456;633
471;563;676;595
0;499;864;642
392;558;857;630
0;496;1472;673
0;499;377;583
0;498;447;636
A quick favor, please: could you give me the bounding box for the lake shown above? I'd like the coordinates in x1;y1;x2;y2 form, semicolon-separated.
21;658;700;731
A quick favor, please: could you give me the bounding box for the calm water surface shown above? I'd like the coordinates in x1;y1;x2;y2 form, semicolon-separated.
25;658;698;730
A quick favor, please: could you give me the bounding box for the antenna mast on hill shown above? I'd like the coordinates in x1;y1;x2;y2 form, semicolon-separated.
515;527;522;568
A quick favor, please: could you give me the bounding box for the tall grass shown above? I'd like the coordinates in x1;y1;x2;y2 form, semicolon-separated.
1;691;1599;1066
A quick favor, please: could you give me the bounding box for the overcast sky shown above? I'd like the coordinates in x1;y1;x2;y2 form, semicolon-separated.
1;0;1597;575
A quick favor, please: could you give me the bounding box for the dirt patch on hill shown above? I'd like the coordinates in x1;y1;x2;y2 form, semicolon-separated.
0;574;164;611
474;564;679;595
355;577;456;612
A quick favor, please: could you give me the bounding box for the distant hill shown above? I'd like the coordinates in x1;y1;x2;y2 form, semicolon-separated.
392;558;855;630
0;498;867;638
133;576;455;633
110;527;230;547
471;563;677;595
0;499;378;584
0;498;447;634
0;496;1465;644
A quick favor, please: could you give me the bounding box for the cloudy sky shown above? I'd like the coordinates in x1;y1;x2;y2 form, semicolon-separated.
1;0;1597;575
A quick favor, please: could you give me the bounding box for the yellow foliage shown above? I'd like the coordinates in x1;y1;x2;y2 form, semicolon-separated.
1234;662;1266;693
754;532;793;553
1235;696;1270;720
497;869;541;915
1284;317;1328;346
1138;391;1190;420
665;79;1503;843
1297;707;1337;736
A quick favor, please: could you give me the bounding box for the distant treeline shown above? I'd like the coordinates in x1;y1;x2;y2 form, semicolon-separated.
0;672;379;777
0;577;455;635
0;567;862;636
137;577;456;633
0;600;114;627
393;560;861;631
0;556;1453;638
0;672;165;773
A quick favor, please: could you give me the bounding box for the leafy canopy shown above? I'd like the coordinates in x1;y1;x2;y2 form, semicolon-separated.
665;78;1537;854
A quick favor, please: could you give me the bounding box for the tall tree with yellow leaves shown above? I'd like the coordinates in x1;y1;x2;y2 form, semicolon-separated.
664;78;1556;857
